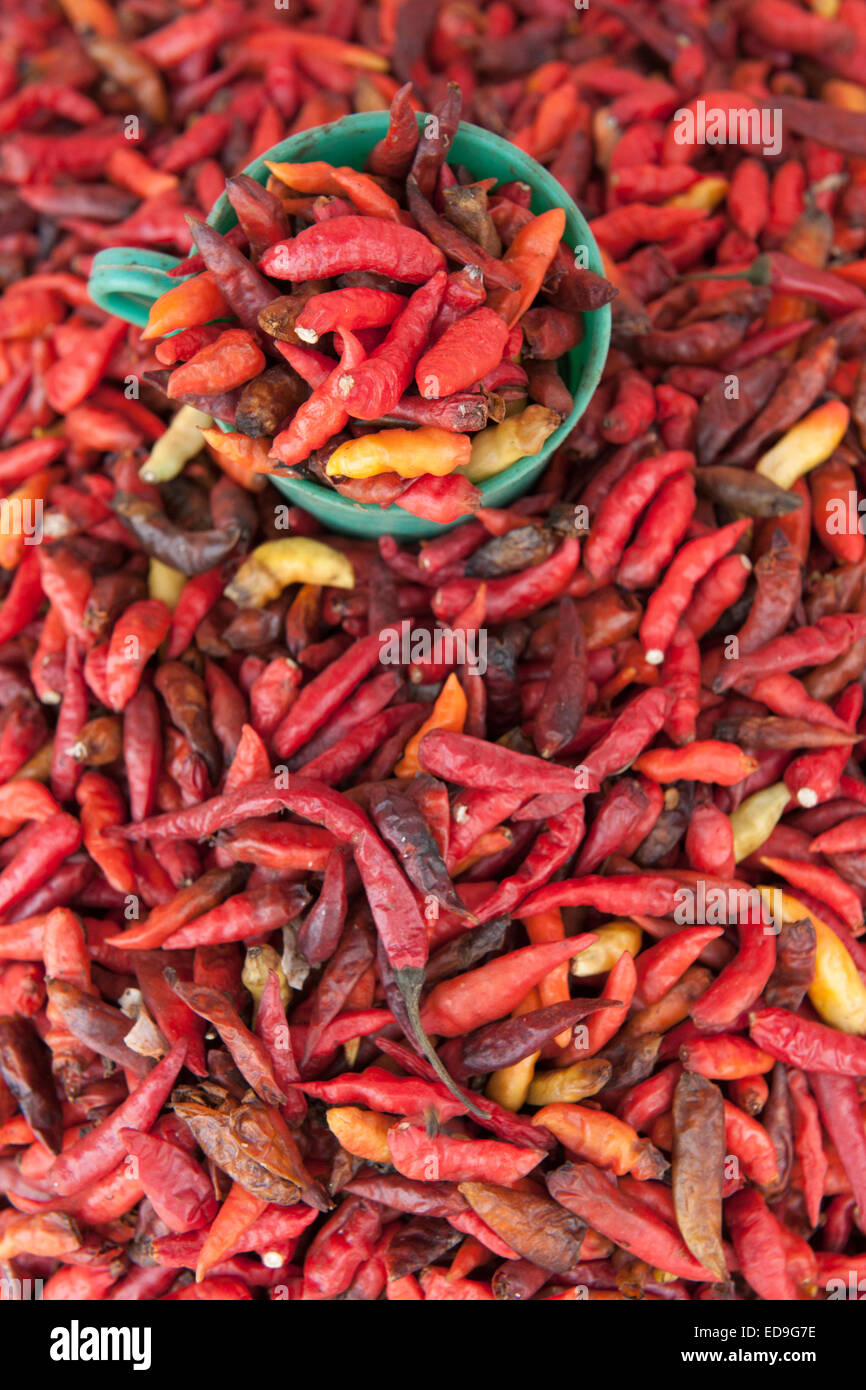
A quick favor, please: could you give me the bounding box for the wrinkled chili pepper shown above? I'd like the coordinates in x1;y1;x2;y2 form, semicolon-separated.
2;0;866;1311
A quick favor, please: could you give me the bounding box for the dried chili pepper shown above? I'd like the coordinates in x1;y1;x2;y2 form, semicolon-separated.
261;217;445;285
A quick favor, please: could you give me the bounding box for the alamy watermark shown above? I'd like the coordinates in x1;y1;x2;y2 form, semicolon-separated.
380;619;488;674
0;497;42;545
672;100;782;158
825;492;866;535
1;1275;43;1300
49;1321;151;1370
674;882;783;934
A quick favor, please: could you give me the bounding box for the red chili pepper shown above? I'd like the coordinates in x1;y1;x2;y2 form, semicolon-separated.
42;316;127;414
120;1128;218;1234
160;881;309;950
0;813;81;918
44;1042;187;1197
420;936;597;1038
547;1163;716;1281
388;1123;543;1184
432;538;580;623
271;328;366;465
167;329;265;399
366;82;420;181
260;217;446;284
641;519;751;665
75;771;136;895
337;271;446;419
714;614;866;694
415;309;510;400
686;906;776;1032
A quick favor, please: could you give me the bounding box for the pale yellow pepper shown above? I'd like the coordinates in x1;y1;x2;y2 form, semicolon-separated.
462;405;561;483
667;176;728;211
571;920;642;976
759;887;866;1034
729;782;790;862
527;1058;613;1106
147;557;185;610
226;537;353;608
139;404;211;483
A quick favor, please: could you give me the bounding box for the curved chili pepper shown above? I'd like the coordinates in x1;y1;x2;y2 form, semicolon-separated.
749;1008;866;1075
186;216;275;333
547;1163;716;1282
365;83;420;181
260;217;446;284
110;492;240;575
45;1041;187;1198
270;328;366;467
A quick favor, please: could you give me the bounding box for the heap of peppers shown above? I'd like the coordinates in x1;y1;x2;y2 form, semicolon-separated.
4;0;866;1305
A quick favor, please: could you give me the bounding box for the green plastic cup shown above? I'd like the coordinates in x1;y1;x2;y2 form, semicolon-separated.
89;112;610;539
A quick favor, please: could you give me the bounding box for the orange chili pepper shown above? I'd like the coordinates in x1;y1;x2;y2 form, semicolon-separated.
394;672;467;778
266;161;404;223
487;208;567;328
142;273;230;340
0;468;64;570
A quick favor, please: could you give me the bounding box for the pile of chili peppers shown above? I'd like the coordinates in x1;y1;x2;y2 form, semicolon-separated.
136;79;614;523
4;0;866;1305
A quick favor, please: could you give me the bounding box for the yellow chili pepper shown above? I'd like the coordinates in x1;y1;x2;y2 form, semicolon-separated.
755;401;850;488
326;1107;392;1163
326;427;470;479
225;538;354;608
571;921;643;976
462;405;561;483
147;557;185;611
486;988;541;1111
526;1058;613;1106
729;782;791;861
394;672;467;779
140;405;211;483
759;887;866;1034
667;176;729;211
